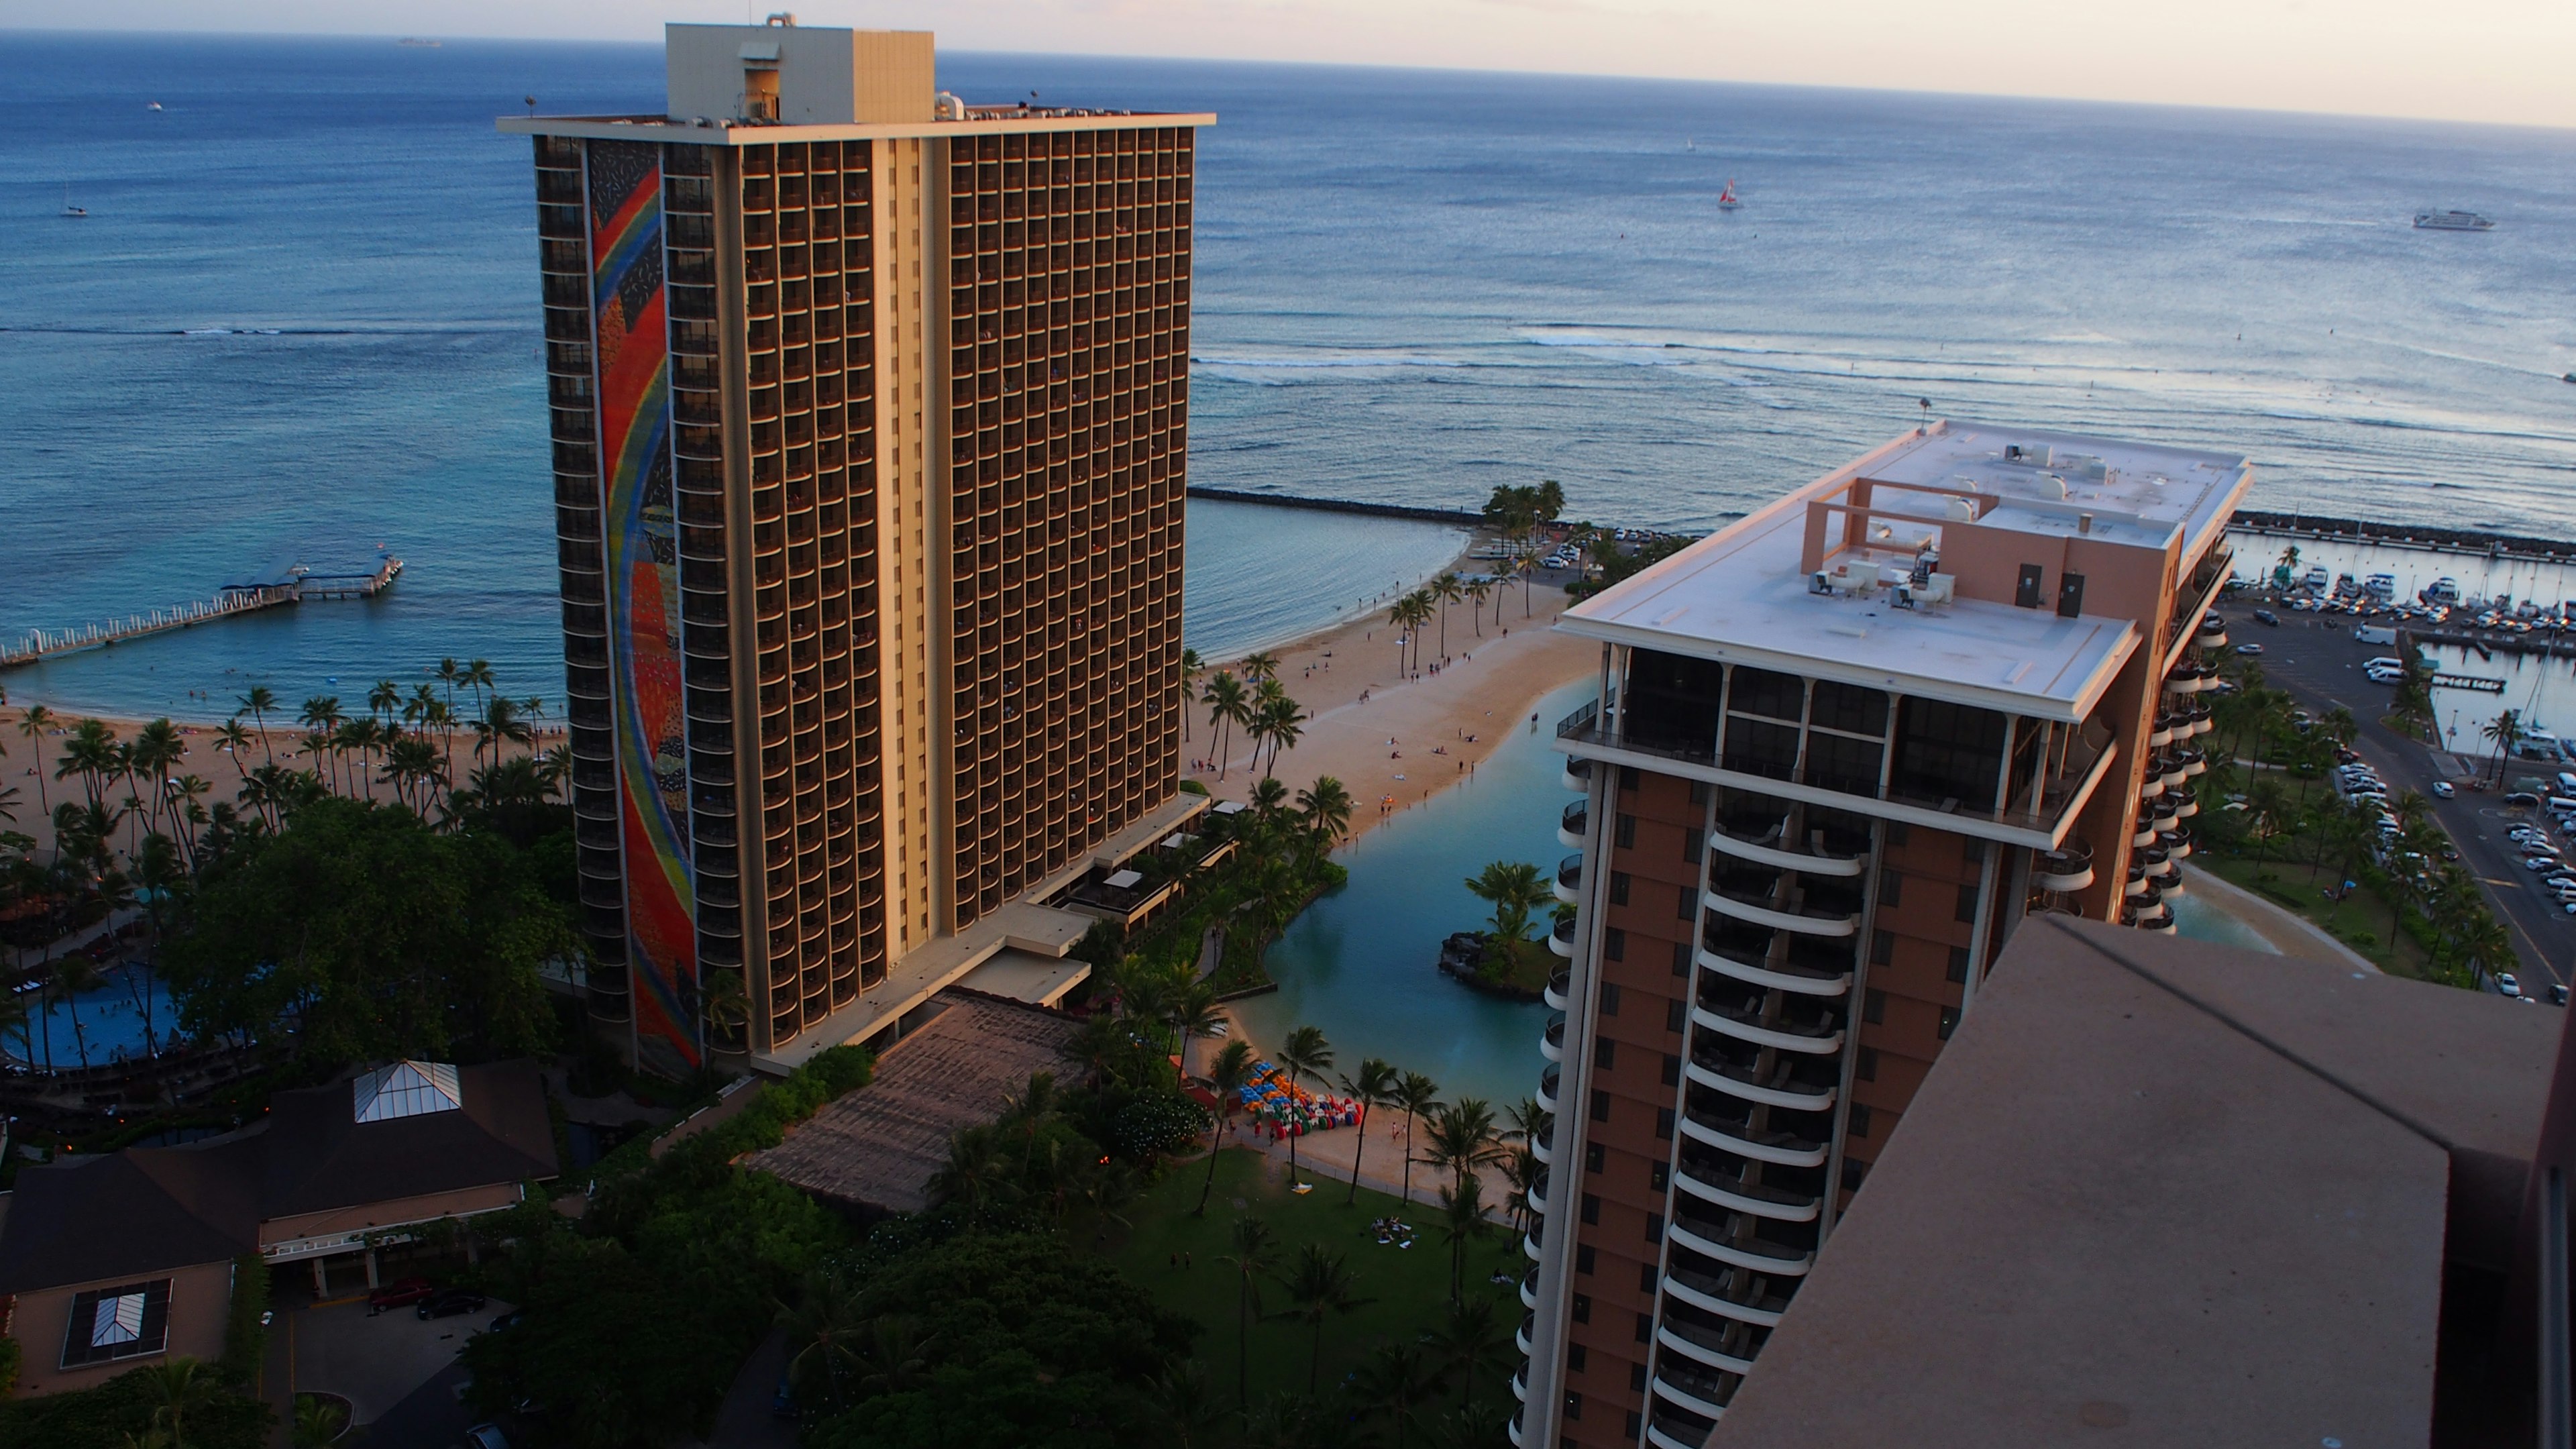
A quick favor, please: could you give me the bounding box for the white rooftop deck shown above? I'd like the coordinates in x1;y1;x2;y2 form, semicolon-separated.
1556;423;2251;720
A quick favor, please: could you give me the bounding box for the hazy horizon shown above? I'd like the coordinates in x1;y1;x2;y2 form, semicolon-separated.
2;0;2571;131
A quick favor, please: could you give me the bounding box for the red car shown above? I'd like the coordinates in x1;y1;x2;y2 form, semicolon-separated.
368;1277;434;1313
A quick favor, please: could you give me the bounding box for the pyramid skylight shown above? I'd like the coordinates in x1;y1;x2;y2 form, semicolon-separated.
352;1061;464;1123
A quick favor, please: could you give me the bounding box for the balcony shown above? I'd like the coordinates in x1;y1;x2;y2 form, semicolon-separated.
1540;1012;1566;1064
1558;801;1588;849
1549;914;1576;959
1544;969;1570;1012
1708;810;1870;877
1663;1263;1790;1327
1674;1155;1821;1223
1699;930;1854;998
1654;1366;1735;1424
1529;1168;1550;1217
1521;1266;1540;1310
1658;1318;1758;1376
1650;1414;1717;1449
1517;1310;1533;1357
1562;756;1590;794
1678;1100;1828;1168
1691;996;1844;1055
1688;1041;1838;1112
1670;1209;1816;1276
1702;874;1859;938
2035;839;2094;892
2161;826;2194;860
1554;852;1582;904
1536;1063;1559;1114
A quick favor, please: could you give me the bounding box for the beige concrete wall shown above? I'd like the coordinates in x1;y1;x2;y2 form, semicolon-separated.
257;1183;519;1249
7;1259;233;1397
873;136;941;961
665;25;932;127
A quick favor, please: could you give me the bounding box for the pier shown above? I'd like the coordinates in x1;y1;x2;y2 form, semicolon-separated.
1;554;402;671
2231;509;2576;566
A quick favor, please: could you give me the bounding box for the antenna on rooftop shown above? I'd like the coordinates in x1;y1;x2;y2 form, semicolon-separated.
524;95;537;116
1917;396;1932;433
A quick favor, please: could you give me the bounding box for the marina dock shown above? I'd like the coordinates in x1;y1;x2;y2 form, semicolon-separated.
1;553;402;671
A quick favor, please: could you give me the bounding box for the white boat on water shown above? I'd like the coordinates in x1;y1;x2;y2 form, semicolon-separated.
2424;577;2462;606
2414;209;2495;231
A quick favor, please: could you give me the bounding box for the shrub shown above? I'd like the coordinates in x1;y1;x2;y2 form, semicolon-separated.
218;1252;271;1386
1108;1091;1209;1159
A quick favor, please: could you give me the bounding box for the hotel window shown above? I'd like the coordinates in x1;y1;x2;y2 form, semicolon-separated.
1665;1000;1684;1034
1655;1106;1674;1140
1610;871;1631;906
1649;1162;1669;1191
1605;928;1625;962
1676;883;1696;920
1565;1391;1583;1421
1680;828;1701;865
1809;679;1889;735
1582;1193;1602;1225
1670;941;1691;977
1857;1046;1879;1081
1863;988;1886;1024
1595;1038;1617;1069
1635;1311;1654;1342
1870;930;1894;967
1572;1293;1591;1324
1939;1006;1961;1040
1661;1053;1680;1087
1729;665;1803;721
1947;946;1972;983
1631;1361;1650;1391
1587;1142;1605;1173
1577;1244;1597;1273
60;1280;171;1368
1602;983;1622;1015
1878;869;1902;906
1616;813;1638;848
1890;698;2008;810
1849;1104;1874;1138
1956;883;1981;923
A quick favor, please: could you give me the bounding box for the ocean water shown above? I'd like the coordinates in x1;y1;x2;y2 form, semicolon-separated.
5;34;2575;720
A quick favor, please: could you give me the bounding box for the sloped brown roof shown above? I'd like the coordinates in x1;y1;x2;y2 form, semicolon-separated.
747;993;1082;1215
0;1060;559;1295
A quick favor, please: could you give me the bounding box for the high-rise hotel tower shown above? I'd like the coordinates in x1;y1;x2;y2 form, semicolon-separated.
1513;423;2252;1448
502;23;1213;1076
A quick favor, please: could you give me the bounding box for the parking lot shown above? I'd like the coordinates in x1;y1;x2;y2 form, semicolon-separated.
2226;600;2574;998
274;1288;515;1445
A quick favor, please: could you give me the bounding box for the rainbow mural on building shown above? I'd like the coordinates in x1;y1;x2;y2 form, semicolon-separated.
589;140;699;1076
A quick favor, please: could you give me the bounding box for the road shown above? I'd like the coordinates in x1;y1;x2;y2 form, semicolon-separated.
2226;604;2571;997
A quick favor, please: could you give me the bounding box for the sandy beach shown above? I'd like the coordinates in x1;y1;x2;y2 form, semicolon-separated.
1189;568;1599;837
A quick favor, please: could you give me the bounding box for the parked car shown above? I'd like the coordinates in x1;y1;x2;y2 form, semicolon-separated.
419;1287;488;1321
2508;793;2543;809
2433;782;2456;798
2252;608;2280;625
487;1309;525;1334
2236;643;2265;655
2553;984;2569;1007
368;1277;434;1314
464;1427;511;1449
2499;973;2522;998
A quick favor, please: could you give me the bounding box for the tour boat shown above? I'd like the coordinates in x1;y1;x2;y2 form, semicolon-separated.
2414;210;2495;231
1717;179;1741;210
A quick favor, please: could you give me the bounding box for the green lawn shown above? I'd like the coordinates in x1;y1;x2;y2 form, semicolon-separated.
1100;1145;1525;1408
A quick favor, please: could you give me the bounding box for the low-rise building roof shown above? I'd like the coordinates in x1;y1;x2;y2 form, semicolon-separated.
0;1060;557;1295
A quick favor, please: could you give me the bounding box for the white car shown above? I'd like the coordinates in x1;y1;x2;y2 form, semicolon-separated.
2498;973;2522;998
2432;782;2456;798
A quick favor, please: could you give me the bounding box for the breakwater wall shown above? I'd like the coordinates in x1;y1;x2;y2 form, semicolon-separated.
1186;486;1483;527
2230;510;2576;564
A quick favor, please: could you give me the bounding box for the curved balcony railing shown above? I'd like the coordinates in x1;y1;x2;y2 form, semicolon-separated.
1664;1263;1791;1328
1699;932;1854;998
1658;1317;1758;1376
1549;914;1577;959
1558;802;1588;848
2034;839;2094;892
1536;1063;1560;1114
1679;1100;1828;1167
1517;1310;1534;1358
2159;826;2194;859
1652;1368;1733;1424
1670;1210;1816;1277
1674;1155;1822;1223
1544;970;1570;1011
1703;883;1859;938
1707;815;1869;877
1529;1167;1550;1218
1650;1411;1720;1449
1688;1043;1839;1112
1521;1266;1540;1310
1540;1012;1566;1064
1554;853;1583;904
1692;997;1844;1055
1562;756;1591;793
2169;786;2199;819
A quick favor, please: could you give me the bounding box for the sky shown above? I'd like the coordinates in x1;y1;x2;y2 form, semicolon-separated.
5;0;2574;129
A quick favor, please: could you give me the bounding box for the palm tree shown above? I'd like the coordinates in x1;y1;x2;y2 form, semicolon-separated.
1197;1038;1258;1215
1271;1242;1371;1394
2483;708;2527;787
1425;1295;1507;1412
1219;1215;1279;1407
1464;860;1550;965
465;657;497;717
1242;650;1280;682
1255;694;1307;779
1338;1057;1399;1204
1276;1024;1334;1188
1392;1071;1442;1207
1353;1341;1438;1449
298;697;344;791
140;1355;221;1448
291;1393;349;1449
2246;776;2292;866
1431;571;1463;659
56;952;104;1069
14;705;56;814
1420;1099;1505;1199
235;688;277;765
211;720;254;784
1166;979;1226;1079
780;1269;867;1410
1462;577;1493;637
1296;776;1353;855
2463;913;2518;991
1434;1174;1491;1308
1151;1359;1229;1449
1386;596;1415;672
1203;672;1248;781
